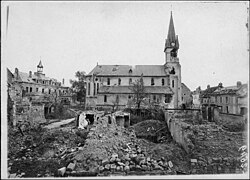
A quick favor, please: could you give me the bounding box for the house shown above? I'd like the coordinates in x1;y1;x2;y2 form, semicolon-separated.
210;81;248;116
181;83;192;108
7;61;73;126
12;61;72;104
200;83;223;121
192;86;201;108
85;11;182;110
200;81;248;122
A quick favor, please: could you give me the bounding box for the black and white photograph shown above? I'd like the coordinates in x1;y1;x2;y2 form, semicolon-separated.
1;1;249;179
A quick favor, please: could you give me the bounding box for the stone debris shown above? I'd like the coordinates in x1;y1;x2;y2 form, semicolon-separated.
58;167;66;176
190;159;197;163
67;163;76;171
8;109;246;177
9;173;17;178
168;161;173;168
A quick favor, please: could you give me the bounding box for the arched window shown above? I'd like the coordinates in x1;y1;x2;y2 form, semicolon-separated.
129;78;132;85
94;83;96;96
118;78;121;85
151;78;154;86
162;79;165;86
97;83;99;93
104;95;107;102
107;78;110;85
88;83;90;95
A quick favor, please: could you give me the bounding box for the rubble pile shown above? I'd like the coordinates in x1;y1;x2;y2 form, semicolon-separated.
134;120;164;138
8;121;88;178
189;122;246;174
166;111;247;174
55;115;183;177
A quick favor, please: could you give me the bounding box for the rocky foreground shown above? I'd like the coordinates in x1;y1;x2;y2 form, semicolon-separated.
7;111;247;178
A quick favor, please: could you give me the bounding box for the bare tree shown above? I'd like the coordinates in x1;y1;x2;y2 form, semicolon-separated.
111;95;119;112
70;71;86;106
129;75;147;109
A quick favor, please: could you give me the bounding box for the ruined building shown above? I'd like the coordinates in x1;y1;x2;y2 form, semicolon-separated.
194;82;248;122
7;61;72;126
85;11;182;110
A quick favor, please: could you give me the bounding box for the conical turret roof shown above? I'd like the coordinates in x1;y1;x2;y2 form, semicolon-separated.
37;60;43;68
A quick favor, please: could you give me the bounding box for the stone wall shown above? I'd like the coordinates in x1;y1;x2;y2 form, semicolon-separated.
190;156;244;174
213;107;246;132
29;104;46;124
165;111;195;154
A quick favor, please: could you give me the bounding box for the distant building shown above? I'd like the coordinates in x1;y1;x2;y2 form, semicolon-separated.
200;83;223;121
7;61;72;126
192;86;201;108
85;11;182;110
200;82;248;122
12;60;71;103
210;81;248;115
181;83;192;108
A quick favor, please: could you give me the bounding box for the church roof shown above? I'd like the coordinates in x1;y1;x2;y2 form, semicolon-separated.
98;86;173;94
87;65;167;77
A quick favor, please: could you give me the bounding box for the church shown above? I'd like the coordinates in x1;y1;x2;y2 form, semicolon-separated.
85;12;182;110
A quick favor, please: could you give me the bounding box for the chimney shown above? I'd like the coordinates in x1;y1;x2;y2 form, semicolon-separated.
29;71;32;78
237;81;242;88
15;68;19;80
207;85;210;89
62;78;65;85
218;82;223;88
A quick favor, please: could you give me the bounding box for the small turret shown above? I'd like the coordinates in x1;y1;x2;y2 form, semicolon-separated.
37;60;43;74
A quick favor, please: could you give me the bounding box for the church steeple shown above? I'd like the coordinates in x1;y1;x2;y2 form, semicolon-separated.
167;11;176;43
164;11;179;62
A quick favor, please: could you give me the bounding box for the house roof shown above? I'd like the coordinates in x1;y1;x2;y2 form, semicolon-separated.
17;71;51;83
200;86;221;98
14;70;61;85
98;86;173;94
7;68;14;84
181;83;191;92
87;65;167;77
212;84;248;96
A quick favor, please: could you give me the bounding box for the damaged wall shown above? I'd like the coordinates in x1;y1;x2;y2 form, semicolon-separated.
29;103;46;124
165;111;194;154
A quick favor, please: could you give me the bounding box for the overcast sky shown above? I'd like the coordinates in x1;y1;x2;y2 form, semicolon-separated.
1;1;249;90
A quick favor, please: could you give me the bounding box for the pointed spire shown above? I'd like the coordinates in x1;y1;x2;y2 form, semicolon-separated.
167;11;176;43
37;59;43;68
